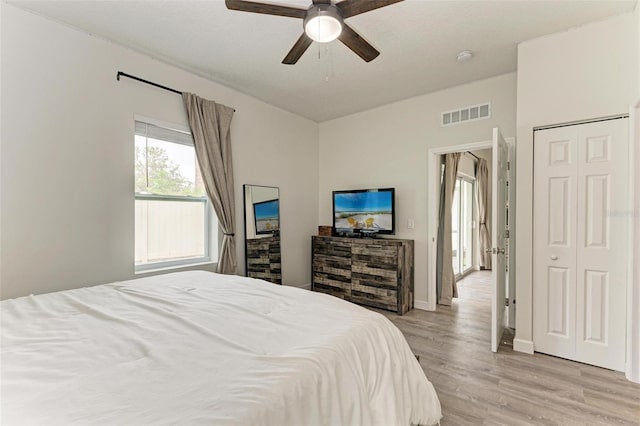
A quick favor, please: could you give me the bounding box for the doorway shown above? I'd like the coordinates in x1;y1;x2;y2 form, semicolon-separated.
427;130;515;352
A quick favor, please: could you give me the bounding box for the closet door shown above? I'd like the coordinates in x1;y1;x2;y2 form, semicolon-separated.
534;118;628;371
575;120;627;371
533;126;578;361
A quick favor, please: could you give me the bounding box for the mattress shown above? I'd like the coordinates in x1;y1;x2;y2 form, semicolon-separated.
1;271;441;425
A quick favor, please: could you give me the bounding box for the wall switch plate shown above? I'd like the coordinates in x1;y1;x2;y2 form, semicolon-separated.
407;218;415;229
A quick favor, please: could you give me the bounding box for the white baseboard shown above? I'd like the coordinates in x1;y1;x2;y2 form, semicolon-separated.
513;338;534;354
414;299;435;311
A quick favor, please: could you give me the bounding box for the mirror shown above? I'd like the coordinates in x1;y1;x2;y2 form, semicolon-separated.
243;185;281;284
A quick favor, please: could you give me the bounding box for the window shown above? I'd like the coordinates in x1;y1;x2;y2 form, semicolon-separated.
451;176;474;276
134;119;217;272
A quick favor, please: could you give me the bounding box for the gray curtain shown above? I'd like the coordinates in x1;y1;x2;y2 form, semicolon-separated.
436;152;461;306
182;93;237;274
476;158;492;270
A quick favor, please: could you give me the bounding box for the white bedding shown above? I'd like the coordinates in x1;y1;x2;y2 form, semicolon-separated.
1;271;441;425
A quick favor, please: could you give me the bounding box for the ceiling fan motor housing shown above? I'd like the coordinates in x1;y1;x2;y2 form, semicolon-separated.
303;4;344;43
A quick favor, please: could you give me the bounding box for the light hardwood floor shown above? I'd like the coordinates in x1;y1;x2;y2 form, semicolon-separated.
379;271;640;425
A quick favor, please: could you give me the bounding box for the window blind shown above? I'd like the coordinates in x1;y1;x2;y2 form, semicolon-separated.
135;121;194;147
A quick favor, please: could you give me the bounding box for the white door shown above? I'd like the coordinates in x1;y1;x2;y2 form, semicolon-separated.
533;118;628;371
491;128;508;353
533;126;578;360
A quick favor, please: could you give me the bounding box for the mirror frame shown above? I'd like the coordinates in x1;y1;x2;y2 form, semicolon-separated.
243;184;281;283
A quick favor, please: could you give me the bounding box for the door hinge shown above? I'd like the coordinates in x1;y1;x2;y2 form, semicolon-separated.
505;298;509;307
507;161;510;170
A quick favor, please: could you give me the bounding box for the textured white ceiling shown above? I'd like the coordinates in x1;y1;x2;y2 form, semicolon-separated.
11;0;637;122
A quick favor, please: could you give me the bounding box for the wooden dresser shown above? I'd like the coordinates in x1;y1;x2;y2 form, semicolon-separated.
311;236;414;314
246;236;282;284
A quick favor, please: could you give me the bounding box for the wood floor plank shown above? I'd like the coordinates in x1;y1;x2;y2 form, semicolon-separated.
375;271;640;425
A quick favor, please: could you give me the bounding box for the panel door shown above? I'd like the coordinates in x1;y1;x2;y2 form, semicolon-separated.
533;126;579;360
491;128;508;352
574;120;627;371
533;119;628;371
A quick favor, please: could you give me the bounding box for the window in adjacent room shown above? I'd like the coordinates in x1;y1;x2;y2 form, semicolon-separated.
134;119;218;272
451;175;474;277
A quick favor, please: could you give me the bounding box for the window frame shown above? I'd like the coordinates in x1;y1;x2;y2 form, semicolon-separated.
134;116;216;274
452;173;475;278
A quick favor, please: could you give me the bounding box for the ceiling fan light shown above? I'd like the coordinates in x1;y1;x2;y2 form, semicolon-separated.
304;5;343;43
305;16;342;43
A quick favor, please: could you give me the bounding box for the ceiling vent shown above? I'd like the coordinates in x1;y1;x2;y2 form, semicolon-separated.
441;103;491;127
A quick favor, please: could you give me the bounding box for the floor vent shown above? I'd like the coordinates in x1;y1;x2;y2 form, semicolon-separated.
442;102;491;127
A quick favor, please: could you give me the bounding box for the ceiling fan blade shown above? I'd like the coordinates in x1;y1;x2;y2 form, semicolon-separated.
338;24;380;62
282;33;313;64
312;0;332;3
336;0;403;18
225;0;306;19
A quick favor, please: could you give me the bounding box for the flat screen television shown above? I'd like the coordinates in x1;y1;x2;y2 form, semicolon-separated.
253;199;279;235
333;188;395;235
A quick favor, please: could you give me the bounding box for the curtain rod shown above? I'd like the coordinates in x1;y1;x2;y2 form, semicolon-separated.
466;151;479;160
117;72;183;95
533;114;628;131
116;71;236;112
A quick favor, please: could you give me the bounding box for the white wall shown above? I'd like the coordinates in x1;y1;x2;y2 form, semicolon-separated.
0;4;318;299
631;97;640;383
637;4;640;95
318;73;516;305
628;2;640;383
515;12;637;352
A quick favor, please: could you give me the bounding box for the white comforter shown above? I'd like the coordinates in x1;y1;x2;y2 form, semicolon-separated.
1;271;441;425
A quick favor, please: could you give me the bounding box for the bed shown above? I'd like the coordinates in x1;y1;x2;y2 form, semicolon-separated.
1;271;441;425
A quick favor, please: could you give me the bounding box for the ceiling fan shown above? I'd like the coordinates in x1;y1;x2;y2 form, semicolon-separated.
225;0;404;64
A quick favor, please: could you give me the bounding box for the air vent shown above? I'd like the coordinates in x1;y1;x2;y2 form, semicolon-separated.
441;102;491;127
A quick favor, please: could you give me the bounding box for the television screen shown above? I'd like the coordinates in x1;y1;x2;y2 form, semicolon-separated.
333;188;395;234
253;199;279;234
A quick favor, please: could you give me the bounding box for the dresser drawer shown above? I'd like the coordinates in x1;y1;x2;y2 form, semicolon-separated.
350;283;397;311
351;267;398;291
351;243;398;258
313;272;351;299
313;238;352;258
313;254;351;279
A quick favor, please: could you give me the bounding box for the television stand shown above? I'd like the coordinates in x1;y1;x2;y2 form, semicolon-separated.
311;235;414;314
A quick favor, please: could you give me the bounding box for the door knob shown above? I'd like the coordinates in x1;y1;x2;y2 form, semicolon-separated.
550;254;558;261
